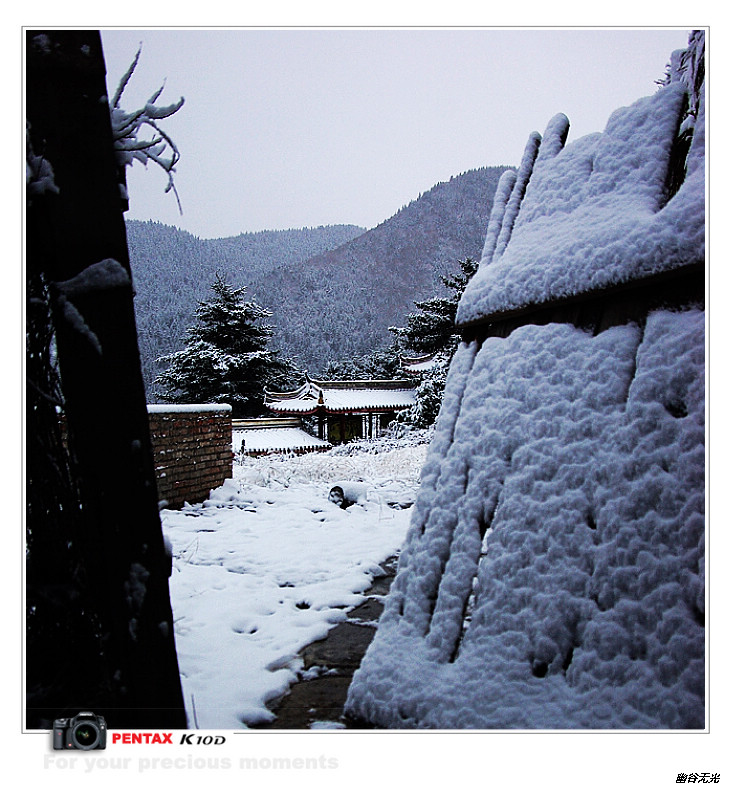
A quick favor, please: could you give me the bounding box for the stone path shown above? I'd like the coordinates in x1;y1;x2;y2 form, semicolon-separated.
254;556;398;730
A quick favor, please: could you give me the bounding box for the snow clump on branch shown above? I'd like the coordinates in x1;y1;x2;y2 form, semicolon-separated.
109;45;185;211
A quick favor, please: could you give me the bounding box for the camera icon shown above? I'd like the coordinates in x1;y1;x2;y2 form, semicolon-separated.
52;712;107;751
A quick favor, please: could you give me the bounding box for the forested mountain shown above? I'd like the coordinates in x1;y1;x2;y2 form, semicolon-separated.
267;167;508;368
127;166;510;399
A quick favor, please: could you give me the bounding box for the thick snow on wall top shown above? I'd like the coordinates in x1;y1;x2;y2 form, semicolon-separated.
345;308;704;729
457;40;705;325
147;403;232;413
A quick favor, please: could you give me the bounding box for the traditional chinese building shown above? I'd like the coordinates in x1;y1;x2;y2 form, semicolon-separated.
264;377;416;444
232;417;331;456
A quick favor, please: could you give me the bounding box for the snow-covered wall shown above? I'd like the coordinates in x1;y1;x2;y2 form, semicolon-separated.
345;33;705;730
346;311;704;729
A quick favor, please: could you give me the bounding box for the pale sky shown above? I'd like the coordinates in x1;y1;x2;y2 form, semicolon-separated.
100;28;692;240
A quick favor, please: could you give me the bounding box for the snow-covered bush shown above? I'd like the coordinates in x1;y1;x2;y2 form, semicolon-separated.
329;427;433;456
395;363;449;429
233;431;429;514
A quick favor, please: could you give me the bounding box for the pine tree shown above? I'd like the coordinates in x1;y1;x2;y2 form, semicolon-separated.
154;274;300;416
393;258;478;429
390;257;478;357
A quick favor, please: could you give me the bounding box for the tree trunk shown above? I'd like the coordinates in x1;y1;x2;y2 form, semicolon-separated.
26;30;186;728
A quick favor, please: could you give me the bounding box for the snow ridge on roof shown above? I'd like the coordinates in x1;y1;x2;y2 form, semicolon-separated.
401;352;448;374
457;34;705;327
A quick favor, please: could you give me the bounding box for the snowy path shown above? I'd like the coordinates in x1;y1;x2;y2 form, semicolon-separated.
161;439;426;729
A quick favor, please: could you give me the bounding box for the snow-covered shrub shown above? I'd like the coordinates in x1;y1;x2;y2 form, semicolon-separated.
234;432;429;496
329;427;433;456
396;364;449;429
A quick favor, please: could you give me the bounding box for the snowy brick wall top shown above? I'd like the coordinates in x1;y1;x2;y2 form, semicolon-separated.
148;403;233;413
457;38;705;326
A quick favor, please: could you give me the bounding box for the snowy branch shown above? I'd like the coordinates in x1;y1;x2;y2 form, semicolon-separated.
109;45;185;212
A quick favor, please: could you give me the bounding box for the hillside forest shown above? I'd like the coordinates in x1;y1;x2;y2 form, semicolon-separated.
128;166;510;398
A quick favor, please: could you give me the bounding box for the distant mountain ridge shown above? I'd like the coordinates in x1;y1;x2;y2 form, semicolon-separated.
127;166;510;399
268;166;509;368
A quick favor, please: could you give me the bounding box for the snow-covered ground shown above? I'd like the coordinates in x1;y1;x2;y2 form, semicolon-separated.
160;432;429;729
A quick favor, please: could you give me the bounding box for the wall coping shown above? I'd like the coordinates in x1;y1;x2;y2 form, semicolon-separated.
147;403;232;413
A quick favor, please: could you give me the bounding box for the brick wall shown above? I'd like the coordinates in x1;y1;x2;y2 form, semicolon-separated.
148;404;233;509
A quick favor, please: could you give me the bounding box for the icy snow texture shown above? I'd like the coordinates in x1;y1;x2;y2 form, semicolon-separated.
346;309;704;729
480;169;516;265
493;130;542;261
457;80;704;324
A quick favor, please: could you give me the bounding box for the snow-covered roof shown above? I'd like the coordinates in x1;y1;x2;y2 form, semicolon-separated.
233;418;331;455
265;378;416;415
400;353;446;374
457;33;705;327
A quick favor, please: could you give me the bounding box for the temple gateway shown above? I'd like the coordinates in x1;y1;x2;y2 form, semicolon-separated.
264;376;416;444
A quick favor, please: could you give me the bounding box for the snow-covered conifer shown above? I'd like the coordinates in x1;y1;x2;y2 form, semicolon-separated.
154;274;300;416
391;257;478;428
390;258;478;358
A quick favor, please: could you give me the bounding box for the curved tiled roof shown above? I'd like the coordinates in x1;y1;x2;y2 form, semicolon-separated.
401;352;447;374
265;378;415;415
